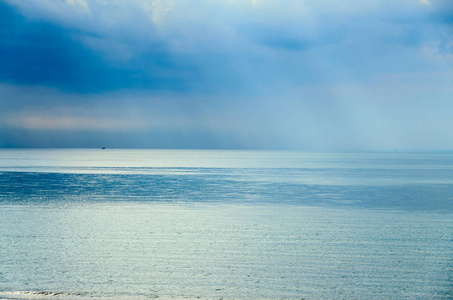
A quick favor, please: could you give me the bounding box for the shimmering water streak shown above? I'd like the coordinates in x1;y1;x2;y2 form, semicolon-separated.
1;203;452;299
1;150;453;211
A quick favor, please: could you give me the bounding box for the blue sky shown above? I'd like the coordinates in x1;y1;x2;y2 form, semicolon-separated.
1;0;452;149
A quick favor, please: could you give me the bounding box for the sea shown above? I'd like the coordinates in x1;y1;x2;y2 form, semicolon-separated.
0;149;452;299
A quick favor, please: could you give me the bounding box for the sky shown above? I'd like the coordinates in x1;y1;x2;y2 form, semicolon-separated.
0;0;452;150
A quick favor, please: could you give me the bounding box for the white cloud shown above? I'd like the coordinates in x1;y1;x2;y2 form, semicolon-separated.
65;0;89;8
146;0;174;24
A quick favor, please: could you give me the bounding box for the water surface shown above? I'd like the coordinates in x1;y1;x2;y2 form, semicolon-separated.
0;149;452;299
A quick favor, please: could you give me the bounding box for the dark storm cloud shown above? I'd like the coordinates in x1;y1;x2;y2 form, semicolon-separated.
0;2;191;92
1;2;110;91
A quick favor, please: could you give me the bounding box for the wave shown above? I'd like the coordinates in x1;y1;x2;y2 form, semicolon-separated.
0;291;83;298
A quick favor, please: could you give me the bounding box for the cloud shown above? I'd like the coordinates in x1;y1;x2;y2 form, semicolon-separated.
2;0;452;94
0;3;122;91
2;67;453;150
4;114;147;131
1;1;453;149
0;1;193;92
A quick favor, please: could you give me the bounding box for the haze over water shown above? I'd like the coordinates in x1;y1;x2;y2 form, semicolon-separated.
0;149;452;299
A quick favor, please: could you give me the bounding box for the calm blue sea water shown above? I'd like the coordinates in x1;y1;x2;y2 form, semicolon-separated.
0;149;452;299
